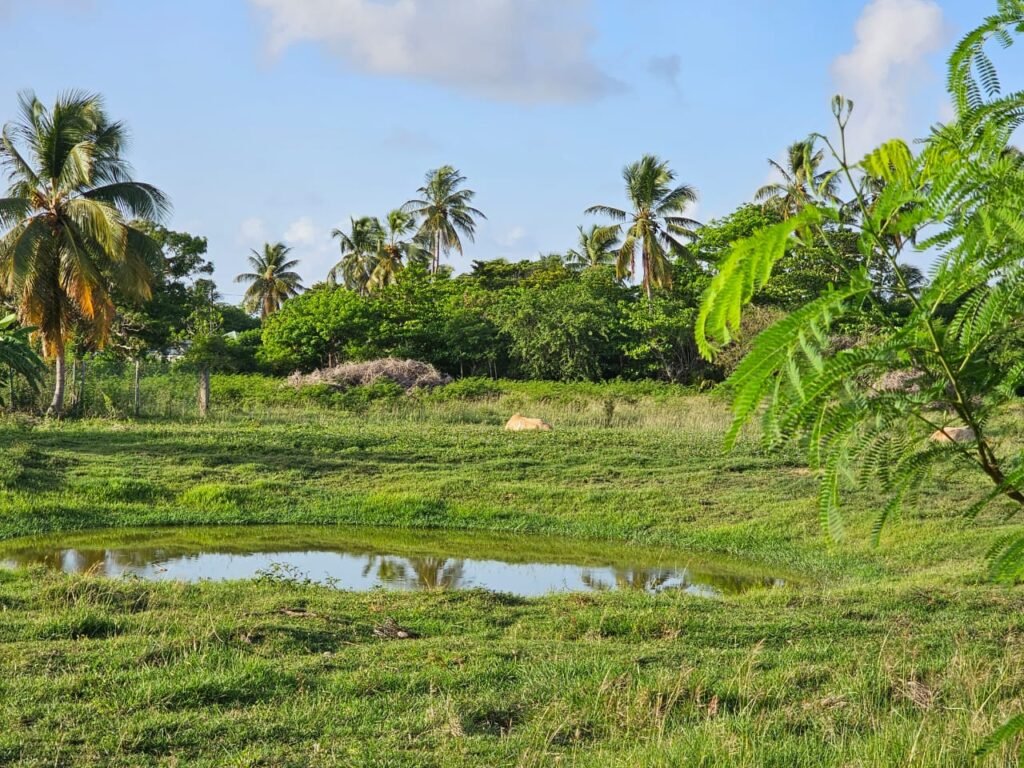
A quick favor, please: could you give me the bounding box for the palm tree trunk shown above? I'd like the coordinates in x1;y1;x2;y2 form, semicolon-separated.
434;231;441;274
48;340;66;417
643;248;653;304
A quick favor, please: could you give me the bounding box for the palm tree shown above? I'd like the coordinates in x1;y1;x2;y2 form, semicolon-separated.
403;166;486;273
329;216;383;295
235;242;304;319
755;138;840;218
565;224;620;272
586;155;699;299
368;209;420;292
0;90;169;415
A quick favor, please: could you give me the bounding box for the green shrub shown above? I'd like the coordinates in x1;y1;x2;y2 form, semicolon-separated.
427;377;503;401
331;381;405;411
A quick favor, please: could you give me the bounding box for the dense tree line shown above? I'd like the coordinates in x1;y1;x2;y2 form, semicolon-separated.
0;91;926;413
255;200;912;383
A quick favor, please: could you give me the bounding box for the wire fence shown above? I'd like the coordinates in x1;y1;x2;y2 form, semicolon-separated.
7;360;206;419
3;359;729;431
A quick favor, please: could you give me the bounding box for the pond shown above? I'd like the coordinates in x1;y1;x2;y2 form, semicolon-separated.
0;526;788;598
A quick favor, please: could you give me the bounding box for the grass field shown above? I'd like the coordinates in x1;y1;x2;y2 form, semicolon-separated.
1;381;1023;766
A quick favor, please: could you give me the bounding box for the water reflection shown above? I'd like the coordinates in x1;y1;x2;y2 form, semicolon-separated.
582;567;676;592
363;556;466;590
0;526;789;599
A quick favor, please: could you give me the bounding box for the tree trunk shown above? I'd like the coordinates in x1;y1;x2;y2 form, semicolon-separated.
133;358;142;418
197;366;210;418
48;342;66;417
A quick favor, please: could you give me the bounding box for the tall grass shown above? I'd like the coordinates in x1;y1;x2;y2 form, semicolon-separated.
0;381;1023;764
9;365;729;432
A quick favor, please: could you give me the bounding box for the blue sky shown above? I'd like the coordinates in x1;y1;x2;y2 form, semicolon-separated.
0;0;1015;298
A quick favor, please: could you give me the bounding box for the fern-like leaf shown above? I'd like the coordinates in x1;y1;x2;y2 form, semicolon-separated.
721;281;867;449
976;711;1024;758
696;208;819;359
987;531;1024;582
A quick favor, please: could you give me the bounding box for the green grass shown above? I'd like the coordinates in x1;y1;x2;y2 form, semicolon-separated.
1;385;1023;765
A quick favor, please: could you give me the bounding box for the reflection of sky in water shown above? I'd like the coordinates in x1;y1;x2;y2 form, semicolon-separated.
0;544;785;598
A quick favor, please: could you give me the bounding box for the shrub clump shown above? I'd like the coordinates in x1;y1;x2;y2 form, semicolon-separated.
287;359;452;393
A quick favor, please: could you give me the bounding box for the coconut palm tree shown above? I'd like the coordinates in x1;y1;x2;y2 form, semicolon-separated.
565;224;621;272
0;90;169;415
755;138;840;218
329;216;383;295
403;166;485;273
586;155;699;299
368;209;420;292
235;242;304;319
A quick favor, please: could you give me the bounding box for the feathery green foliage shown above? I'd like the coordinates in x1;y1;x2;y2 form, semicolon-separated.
948;0;1024;118
695;210;822;360
698;9;1024;566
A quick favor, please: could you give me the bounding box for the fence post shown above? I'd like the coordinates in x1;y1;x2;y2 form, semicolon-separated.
79;358;86;415
198;366;210;418
133;359;142;417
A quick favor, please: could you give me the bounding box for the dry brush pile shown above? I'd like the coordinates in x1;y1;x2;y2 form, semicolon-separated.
287;358;452;393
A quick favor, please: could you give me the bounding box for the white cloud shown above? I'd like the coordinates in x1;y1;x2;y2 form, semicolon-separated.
238;216;268;244
284;216;317;246
832;0;946;156
496;225;528;248
249;0;619;104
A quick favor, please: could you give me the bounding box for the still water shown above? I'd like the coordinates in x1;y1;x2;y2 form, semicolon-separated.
0;526;787;598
